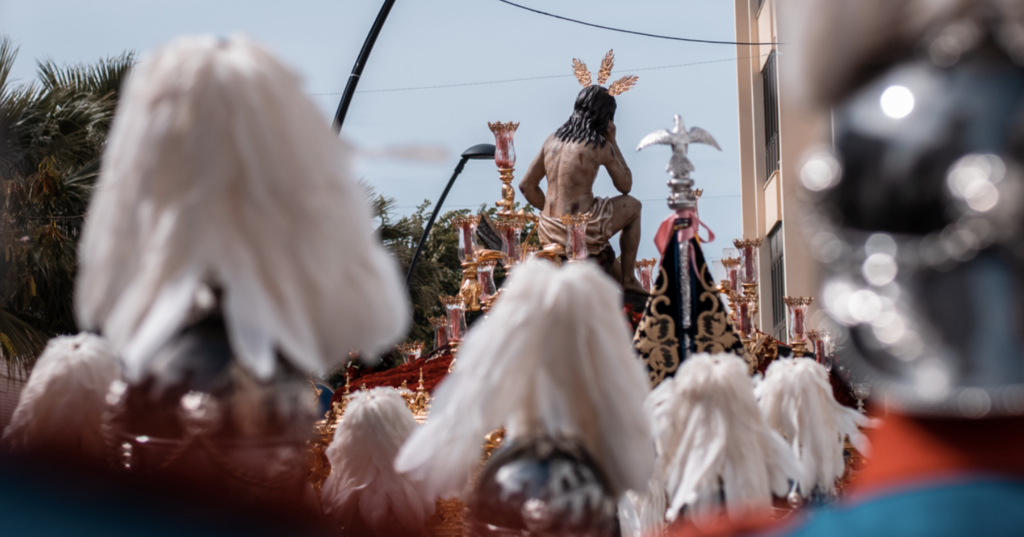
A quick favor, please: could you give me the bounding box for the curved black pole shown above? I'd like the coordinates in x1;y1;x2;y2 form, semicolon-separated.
405;157;469;289
333;0;397;133
405;144;496;289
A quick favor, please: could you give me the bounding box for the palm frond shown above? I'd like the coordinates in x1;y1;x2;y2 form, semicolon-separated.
0;45;135;370
0;309;48;376
85;52;135;98
0;36;19;99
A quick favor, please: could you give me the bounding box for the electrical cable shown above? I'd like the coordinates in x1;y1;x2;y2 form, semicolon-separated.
309;54;769;96
393;195;740;210
494;0;782;46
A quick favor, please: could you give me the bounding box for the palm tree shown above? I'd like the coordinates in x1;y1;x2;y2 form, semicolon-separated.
0;36;133;373
363;186;465;345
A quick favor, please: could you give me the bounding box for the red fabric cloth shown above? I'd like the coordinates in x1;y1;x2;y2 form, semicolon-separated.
851;412;1024;497
666;412;1024;537
329;353;454;406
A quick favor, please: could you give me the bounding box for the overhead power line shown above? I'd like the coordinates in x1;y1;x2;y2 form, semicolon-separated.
494;0;782;46
393;195;740;210
308;54;768;96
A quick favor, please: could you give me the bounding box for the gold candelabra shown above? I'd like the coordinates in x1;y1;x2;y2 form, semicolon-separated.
783;296;814;358
451;215;483;311
400;368;431;424
488;121;520;218
733;238;763;299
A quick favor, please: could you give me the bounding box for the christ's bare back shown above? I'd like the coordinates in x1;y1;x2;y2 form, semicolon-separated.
519;121;645;294
520;122;632;216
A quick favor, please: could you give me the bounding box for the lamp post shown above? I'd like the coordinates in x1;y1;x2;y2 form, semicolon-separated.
333;0;397;132
404;143;496;289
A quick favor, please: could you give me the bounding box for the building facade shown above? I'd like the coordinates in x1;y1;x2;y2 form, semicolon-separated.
734;0;829;341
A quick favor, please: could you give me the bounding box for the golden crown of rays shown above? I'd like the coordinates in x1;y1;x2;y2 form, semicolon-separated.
572;49;638;97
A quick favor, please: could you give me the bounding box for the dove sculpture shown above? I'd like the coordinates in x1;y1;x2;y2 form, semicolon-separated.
637;114;721;179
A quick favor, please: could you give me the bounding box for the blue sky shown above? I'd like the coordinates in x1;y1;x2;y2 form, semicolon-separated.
0;0;744;262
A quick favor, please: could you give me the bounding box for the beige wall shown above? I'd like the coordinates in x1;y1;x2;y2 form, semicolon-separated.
734;0;829;340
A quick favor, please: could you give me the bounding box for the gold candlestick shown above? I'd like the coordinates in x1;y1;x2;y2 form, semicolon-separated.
488;121;520;217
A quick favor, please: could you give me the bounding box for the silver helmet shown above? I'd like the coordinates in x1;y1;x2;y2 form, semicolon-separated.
802;15;1024;418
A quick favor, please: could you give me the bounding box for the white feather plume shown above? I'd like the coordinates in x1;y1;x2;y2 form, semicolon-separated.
2;334;119;459
321;387;433;534
649;354;800;522
755;358;870;496
75;35;408;382
618;477;668;537
394;260;654;500
782;0;1024;108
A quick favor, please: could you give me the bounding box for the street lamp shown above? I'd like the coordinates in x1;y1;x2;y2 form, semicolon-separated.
405;143;496;288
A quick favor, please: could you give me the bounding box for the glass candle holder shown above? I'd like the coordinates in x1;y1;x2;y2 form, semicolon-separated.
428;316;449;350
560;213;591;261
733;239;763;286
477;259;498;303
451;215;480;263
784;297;814;342
495;218;524;268
440;295;468;343
636;258;657;293
712;259;726;283
397;342;424;363
488;121;519;169
808;330;833;371
722;255;741;293
737;295;756;338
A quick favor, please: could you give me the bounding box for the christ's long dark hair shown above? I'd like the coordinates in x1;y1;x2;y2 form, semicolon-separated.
554;85;617;148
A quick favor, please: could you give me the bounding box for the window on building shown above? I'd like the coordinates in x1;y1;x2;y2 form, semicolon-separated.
763;50;780;181
769;223;786;341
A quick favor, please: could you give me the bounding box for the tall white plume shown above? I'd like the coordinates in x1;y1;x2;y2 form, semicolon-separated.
781;0;1024;108
395;260;654;500
649;354;800;522
321;387;433;534
75;35;408;382
755;358;870;496
2;334;120;459
618;477;668;537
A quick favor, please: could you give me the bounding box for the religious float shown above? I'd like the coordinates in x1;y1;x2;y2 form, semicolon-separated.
305;50;865;537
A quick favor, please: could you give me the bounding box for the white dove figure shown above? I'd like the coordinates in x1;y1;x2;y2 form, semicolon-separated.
636;114;721;178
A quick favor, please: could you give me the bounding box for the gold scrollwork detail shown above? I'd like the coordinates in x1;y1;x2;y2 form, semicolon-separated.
633;266;680;387
694;262;754;369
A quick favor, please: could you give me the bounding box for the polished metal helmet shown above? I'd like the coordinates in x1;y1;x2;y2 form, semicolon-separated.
802;19;1024;417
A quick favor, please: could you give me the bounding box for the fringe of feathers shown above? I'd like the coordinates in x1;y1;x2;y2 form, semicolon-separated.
394;260;654;500
2;334;120;460
648;354;800;522
755;358;870;495
76;35;408;382
321;388;433;534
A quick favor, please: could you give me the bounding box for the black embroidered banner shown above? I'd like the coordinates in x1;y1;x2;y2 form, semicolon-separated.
632;230;747;387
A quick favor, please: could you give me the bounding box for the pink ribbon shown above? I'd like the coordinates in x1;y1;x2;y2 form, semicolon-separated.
653;208;715;276
654;208;715;256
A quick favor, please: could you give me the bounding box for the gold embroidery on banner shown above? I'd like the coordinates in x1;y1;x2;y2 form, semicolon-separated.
694;262;754;368
633;266;680;387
